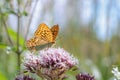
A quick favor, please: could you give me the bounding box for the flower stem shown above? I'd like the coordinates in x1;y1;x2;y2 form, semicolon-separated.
16;0;21;73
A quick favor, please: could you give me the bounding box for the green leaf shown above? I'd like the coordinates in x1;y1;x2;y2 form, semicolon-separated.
7;27;24;46
5;7;17;15
0;72;7;80
22;11;28;16
0;43;7;49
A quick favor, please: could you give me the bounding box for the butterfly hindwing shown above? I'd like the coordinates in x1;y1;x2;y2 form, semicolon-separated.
51;24;59;41
26;36;51;51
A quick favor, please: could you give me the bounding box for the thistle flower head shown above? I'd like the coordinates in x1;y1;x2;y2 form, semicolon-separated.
23;53;41;73
23;48;78;80
76;73;95;80
39;48;78;69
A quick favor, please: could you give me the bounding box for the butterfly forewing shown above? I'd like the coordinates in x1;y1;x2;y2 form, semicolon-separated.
51;24;59;41
34;23;53;42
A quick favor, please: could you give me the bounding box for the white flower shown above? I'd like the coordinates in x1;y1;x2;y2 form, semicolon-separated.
111;67;120;80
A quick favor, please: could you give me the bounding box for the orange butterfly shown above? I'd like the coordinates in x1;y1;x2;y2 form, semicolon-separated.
26;23;59;52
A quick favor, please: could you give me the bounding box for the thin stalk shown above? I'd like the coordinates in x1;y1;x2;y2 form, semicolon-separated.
0;8;13;45
3;17;14;45
17;0;21;73
24;0;38;42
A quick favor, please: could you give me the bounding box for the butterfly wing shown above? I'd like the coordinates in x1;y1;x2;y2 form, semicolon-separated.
26;36;54;51
50;24;59;41
26;37;38;51
26;23;58;52
35;42;54;51
34;23;53;42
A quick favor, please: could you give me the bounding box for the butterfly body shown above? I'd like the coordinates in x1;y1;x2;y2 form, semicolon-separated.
26;23;59;52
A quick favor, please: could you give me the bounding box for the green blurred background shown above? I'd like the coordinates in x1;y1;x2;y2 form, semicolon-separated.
0;0;120;80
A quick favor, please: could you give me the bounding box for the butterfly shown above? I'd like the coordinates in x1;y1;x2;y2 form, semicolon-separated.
26;23;59;52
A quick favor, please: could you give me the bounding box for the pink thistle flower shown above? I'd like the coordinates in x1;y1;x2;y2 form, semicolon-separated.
76;73;95;80
15;75;35;80
39;48;78;69
23;48;78;80
23;53;41;73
